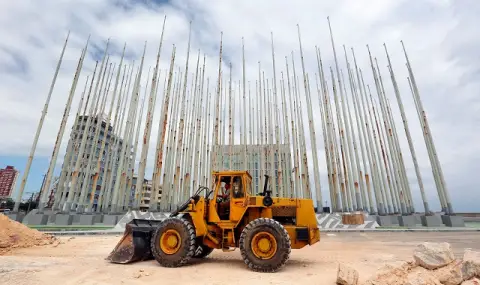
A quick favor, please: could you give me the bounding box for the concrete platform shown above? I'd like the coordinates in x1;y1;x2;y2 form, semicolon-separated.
7;212;25;223
414;214;423;224
49;213;57;223
72;214;81;224
93;214;104;224
398;215;417;227
28;213;49;225
366;215;377;222
56;214;74;225
442;215;465;227
78;214;96;225
103;215;121;225
421;215;442;227
390;215;400;224
376;215;393;226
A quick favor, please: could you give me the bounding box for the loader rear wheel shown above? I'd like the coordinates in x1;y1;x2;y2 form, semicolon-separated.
239;218;291;273
151;217;196;267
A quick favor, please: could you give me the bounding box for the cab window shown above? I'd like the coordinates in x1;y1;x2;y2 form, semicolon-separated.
232;176;244;198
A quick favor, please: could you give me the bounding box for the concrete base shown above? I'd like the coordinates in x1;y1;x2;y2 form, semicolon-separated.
28;213;49;225
72;214;81;224
56;214;74;225
93;214;104;224
48;213;57;224
7;212;25;223
103;215;120;225
78;214;96;225
414;214;423;224
398;215;416;227
421;215;442;227
376;215;393;226
442;215;465;227
366;215;377;222
390;215;400;224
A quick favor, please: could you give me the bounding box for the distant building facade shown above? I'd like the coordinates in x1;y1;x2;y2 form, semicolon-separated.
56;114;132;210
138;179;162;211
0;166;19;198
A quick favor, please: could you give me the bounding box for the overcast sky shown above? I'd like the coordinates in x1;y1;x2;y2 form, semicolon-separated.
0;0;479;212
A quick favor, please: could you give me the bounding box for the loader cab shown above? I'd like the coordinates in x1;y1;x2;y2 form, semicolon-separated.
208;171;252;223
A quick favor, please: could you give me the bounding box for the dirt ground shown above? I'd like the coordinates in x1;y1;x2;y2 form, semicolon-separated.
1;232;479;285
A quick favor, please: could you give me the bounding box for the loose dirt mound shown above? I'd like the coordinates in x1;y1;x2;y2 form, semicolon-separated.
0;214;57;255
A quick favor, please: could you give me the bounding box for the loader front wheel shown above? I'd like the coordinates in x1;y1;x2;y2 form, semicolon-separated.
239;218;291;273
151;217;196;267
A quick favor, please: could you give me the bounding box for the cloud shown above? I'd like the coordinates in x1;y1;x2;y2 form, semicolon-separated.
1;0;479;212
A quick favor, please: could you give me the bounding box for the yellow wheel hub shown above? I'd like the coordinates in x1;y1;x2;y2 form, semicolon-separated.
251;232;277;259
160;229;182;255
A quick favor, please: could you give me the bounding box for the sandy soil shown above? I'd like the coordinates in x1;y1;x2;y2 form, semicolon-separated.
1;232;479;285
0;214;57;255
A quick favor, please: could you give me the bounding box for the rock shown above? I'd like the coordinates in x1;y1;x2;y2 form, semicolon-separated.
405;267;442;285
432;259;463;285
462;250;480;280
461;278;480;285
336;263;359;285
414;242;455;270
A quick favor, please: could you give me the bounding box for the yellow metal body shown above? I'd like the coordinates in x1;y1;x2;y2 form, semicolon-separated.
181;170;320;251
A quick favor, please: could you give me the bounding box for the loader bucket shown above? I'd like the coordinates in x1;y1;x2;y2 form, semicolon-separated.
106;219;164;264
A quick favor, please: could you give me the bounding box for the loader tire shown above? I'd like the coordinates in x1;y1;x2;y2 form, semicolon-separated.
193;244;214;259
239;218;291;273
150;217;196;268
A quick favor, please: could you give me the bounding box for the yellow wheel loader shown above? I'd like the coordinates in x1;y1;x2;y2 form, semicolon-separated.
107;171;320;272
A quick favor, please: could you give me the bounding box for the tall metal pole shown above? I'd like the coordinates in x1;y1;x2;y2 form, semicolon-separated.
367;83;396;214
359;69;388;215
351;48;379;214
271;33;283;197
129;69;148;210
182;51;200;200
113;43;146;213
86;64;116;212
88;44;126;212
150;45;176;211
402;41;453;214
285;59;300;198
328;17;355;211
343;47;368;212
14;31;70;212
280;72;292;198
371;55;404;214
39;39;89;212
316;47;340;212
53;73;90;211
212;32;223;182
342;66;366;213
103;64;133;212
76;58;112;213
297;25;322;209
173;21;192;206
63;39;109;212
329;67;350;212
242;38;248;173
162;68;182;210
374;56;412;214
135;15;167;208
291;56;310;199
194;56;206;191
